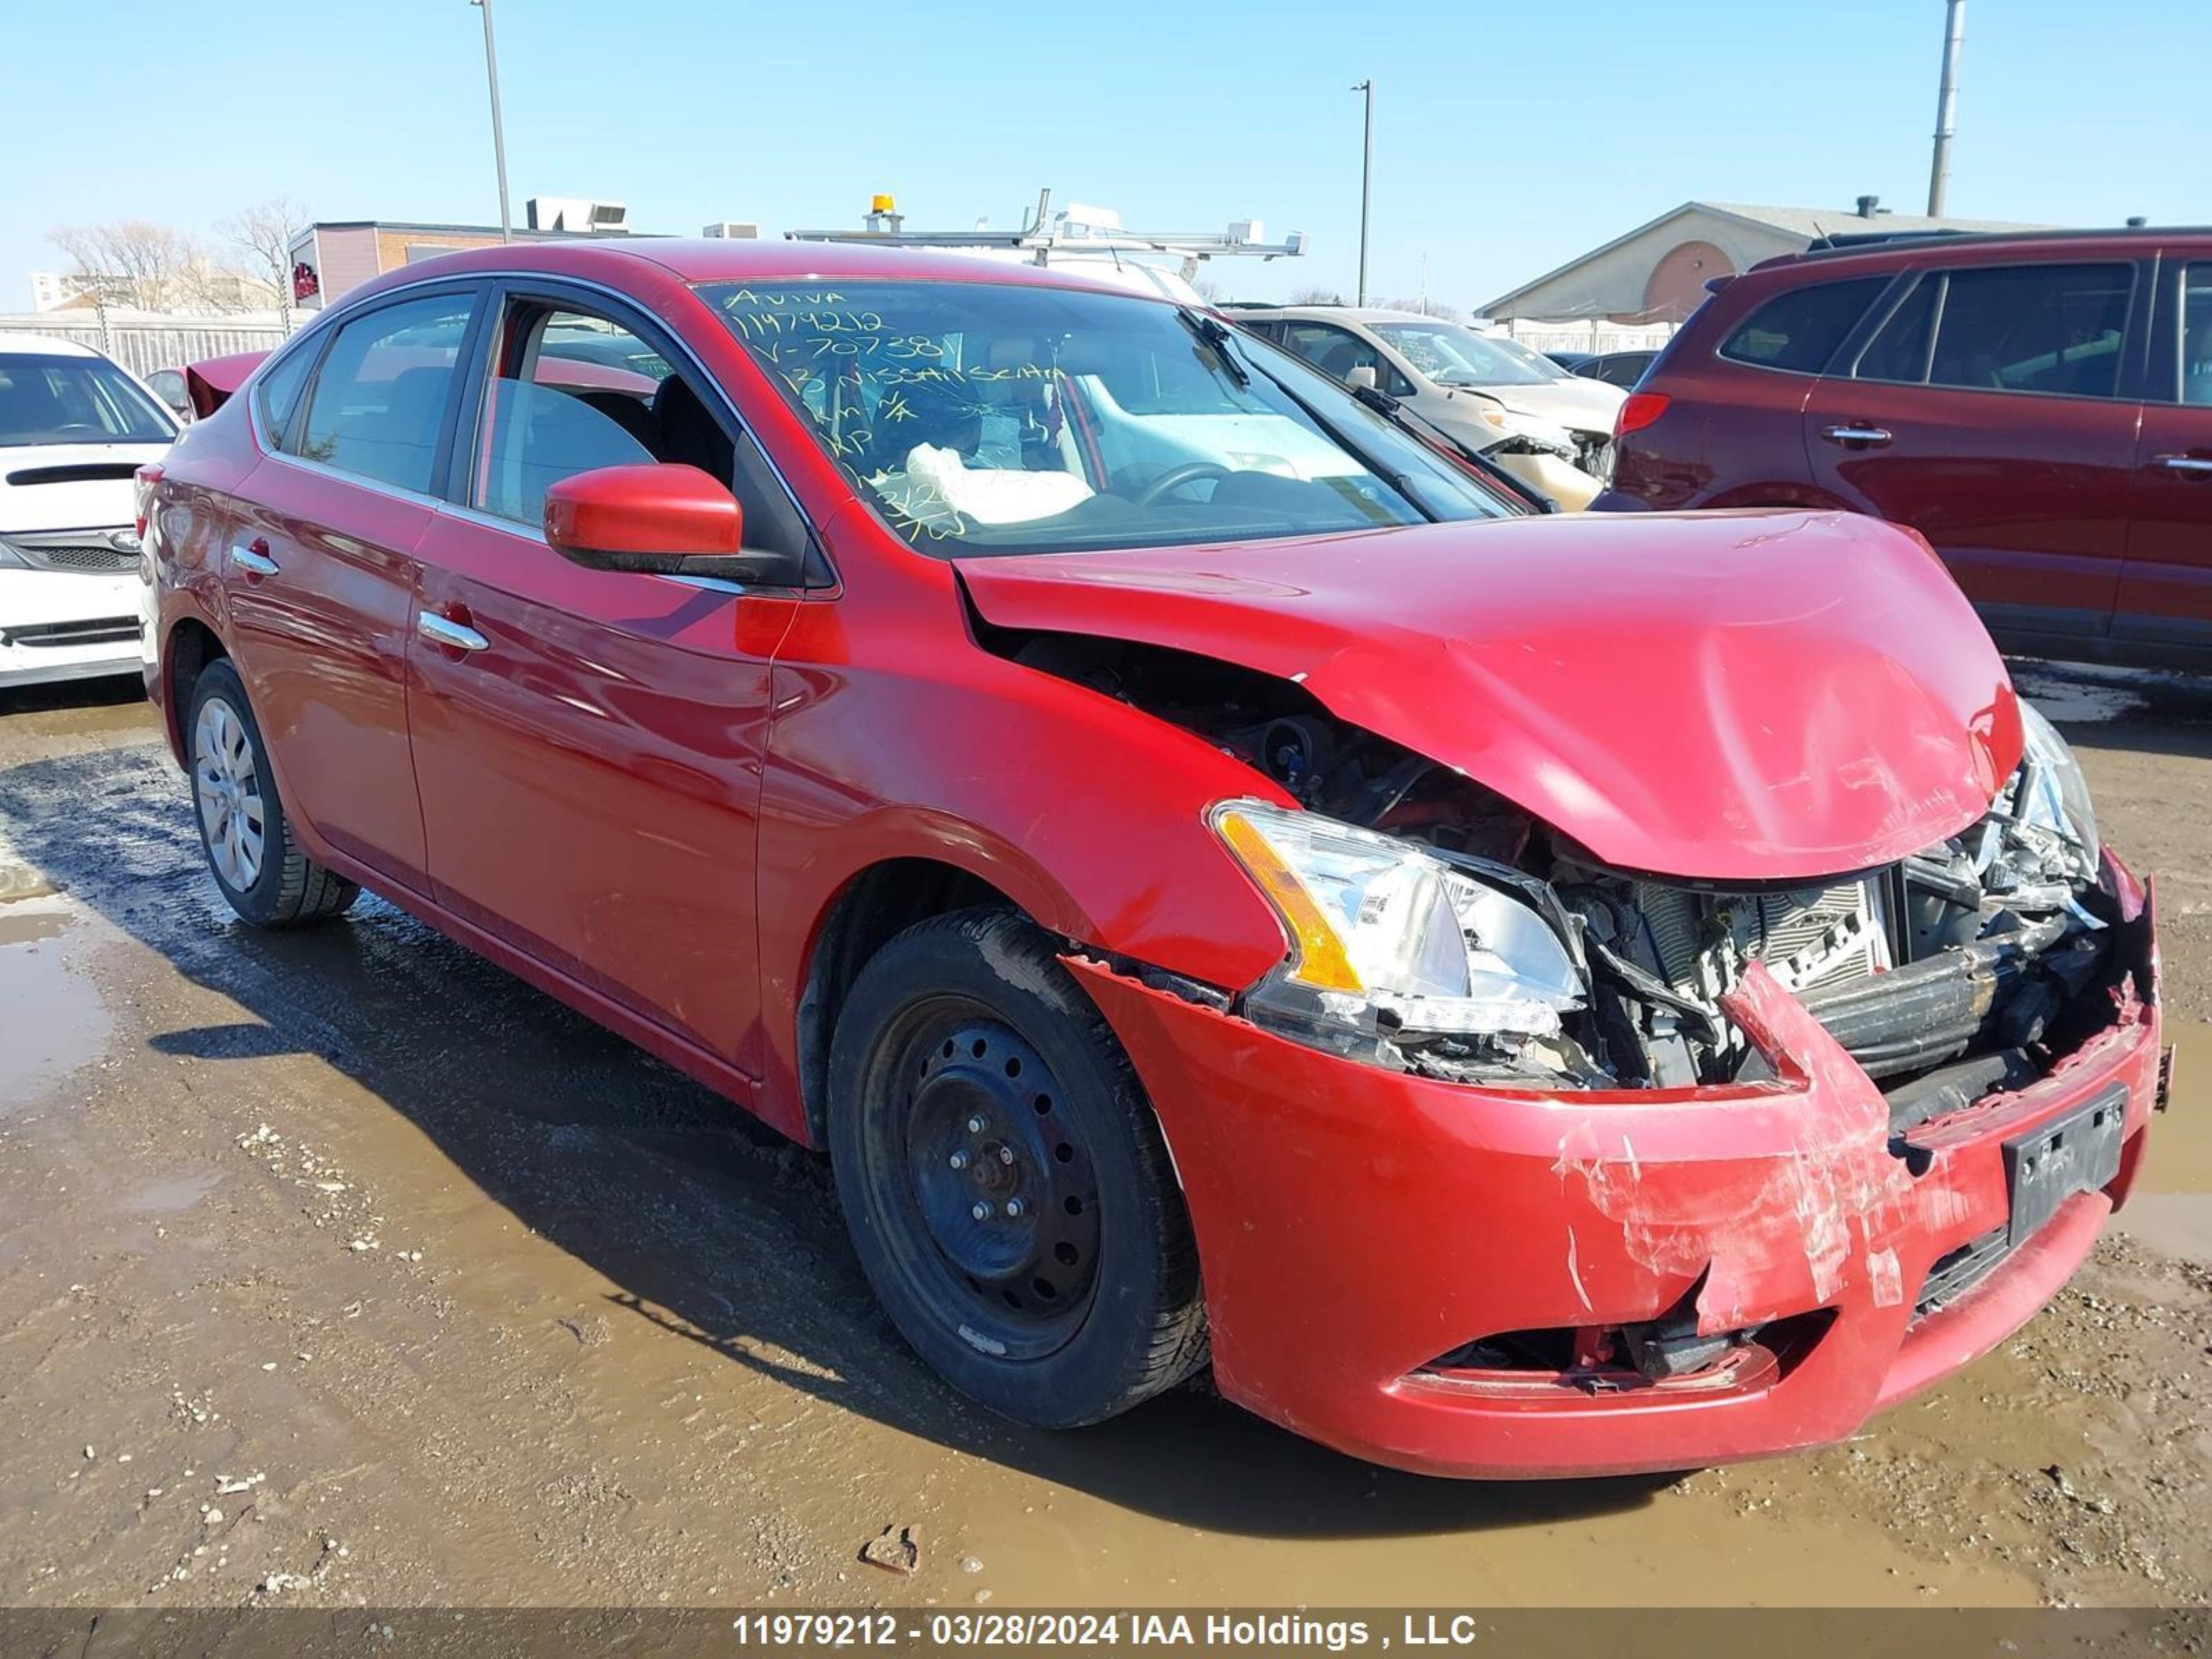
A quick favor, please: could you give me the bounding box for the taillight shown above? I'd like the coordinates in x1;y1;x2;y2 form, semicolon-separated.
133;463;163;538
1615;392;1671;439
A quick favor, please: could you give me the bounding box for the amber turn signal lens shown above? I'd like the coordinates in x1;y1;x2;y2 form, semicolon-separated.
1213;807;1364;993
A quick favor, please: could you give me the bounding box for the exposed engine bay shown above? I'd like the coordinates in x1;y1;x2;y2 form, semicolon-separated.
1007;631;2125;1124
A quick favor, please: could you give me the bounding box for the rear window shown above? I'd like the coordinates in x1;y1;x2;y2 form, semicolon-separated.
1716;278;1888;374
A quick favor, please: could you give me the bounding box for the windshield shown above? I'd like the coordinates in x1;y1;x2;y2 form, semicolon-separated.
699;281;1515;557
1371;323;1561;388
0;352;175;447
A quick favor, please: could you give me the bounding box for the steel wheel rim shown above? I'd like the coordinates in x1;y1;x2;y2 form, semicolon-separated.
194;696;265;892
890;1004;1102;1362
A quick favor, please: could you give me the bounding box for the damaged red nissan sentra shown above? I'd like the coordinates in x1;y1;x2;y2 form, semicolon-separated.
136;240;2164;1478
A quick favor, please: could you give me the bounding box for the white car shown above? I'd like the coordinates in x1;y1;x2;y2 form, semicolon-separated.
1227;306;1627;506
0;333;176;689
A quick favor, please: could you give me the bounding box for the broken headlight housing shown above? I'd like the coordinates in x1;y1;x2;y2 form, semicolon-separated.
2009;703;2101;885
1210;799;1586;1071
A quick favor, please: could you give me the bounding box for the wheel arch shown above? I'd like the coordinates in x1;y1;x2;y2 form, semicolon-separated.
160;615;228;767
794;856;1029;1147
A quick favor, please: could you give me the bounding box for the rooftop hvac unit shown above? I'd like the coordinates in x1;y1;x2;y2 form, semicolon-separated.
525;197;630;234
702;222;762;239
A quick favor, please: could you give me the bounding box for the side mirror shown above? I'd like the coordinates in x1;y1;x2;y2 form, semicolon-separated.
543;463;748;579
1345;364;1379;392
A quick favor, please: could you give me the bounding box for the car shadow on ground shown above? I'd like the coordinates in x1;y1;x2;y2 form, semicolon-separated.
0;734;1671;1543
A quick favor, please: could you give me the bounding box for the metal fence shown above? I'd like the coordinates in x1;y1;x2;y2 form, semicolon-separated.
0;313;300;377
1496;319;1678;357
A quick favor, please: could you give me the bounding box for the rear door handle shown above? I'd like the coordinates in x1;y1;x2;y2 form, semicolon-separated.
416;610;490;653
1819;424;1894;447
2153;453;2212;476
229;541;278;577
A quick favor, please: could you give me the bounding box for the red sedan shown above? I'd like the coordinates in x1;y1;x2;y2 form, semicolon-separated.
135;239;2162;1478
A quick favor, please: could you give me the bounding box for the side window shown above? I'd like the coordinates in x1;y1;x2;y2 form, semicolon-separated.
297;293;475;491
1717;277;1888;373
254;342;318;449
1281;321;1384;384
2177;263;2212;406
1925;263;2132;399
473;301;811;573
1853;278;1938;384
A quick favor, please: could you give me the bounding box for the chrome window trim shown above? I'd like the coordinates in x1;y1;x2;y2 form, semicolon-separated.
244;279;484;488
244;268;826;585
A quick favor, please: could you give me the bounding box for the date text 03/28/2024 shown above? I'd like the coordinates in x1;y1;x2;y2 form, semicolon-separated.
727;1611;1485;1649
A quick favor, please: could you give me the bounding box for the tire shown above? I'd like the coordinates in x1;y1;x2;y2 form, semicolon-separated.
827;907;1208;1428
186;658;358;928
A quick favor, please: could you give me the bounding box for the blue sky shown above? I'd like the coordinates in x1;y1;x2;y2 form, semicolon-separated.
6;0;2205;312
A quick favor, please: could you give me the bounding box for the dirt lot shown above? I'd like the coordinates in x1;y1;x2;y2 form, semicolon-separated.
0;661;2206;1611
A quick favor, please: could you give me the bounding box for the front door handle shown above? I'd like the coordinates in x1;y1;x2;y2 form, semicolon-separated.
229;541;279;578
1819;424;1894;447
2153;453;2212;476
416;610;490;653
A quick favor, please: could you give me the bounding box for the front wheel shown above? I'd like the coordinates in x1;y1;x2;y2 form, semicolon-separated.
187;659;357;928
827;908;1207;1427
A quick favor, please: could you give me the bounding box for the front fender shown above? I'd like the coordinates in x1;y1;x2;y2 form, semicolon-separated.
753;592;1297;1136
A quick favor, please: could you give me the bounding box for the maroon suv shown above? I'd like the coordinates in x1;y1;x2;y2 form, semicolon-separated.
1597;228;2212;668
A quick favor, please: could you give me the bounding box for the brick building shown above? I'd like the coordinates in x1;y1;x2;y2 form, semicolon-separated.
285;199;639;310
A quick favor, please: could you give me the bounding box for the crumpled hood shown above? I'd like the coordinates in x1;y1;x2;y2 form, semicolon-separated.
957;509;2022;882
1481;373;1627;438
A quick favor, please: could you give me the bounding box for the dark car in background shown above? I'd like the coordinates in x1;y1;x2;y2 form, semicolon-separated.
1597;228;2212;668
1570;348;1660;388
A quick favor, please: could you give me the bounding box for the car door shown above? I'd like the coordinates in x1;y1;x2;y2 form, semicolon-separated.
223;283;483;892
1801;259;2148;647
404;281;816;1071
2117;254;2212;650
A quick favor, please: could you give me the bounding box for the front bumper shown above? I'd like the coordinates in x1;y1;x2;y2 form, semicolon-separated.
0;570;142;689
1071;858;2160;1479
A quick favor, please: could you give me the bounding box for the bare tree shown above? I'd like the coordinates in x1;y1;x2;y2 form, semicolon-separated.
48;221;203;309
1288;284;1348;305
218;196;311;323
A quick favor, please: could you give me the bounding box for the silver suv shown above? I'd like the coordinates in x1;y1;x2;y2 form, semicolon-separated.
1228;306;1626;505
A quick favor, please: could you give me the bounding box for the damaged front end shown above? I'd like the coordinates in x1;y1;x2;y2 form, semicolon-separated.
1009;628;2132;1127
1013;624;2162;1467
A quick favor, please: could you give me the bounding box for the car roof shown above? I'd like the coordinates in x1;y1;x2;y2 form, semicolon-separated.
0;332;102;359
1757;225;2212;277
357;236;1153;299
1226;305;1470;326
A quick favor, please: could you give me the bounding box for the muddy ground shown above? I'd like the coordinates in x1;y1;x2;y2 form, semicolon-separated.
0;661;2206;1611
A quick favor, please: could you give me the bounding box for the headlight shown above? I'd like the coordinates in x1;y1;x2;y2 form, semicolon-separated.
2012;703;2101;882
1210;799;1585;1066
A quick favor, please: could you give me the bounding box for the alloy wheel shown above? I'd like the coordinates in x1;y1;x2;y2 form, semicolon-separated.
194;695;266;892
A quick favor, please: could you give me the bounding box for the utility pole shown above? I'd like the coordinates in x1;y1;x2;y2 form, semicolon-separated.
471;0;514;242
1927;0;1965;218
1351;79;1373;306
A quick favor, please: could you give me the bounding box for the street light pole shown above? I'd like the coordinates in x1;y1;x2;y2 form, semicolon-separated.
471;0;514;243
1927;0;1965;218
1351;79;1374;306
